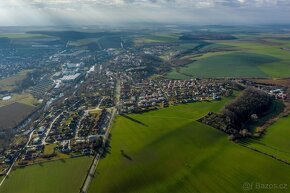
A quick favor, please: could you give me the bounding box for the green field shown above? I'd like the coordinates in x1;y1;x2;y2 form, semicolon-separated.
135;33;180;44
0;156;93;193
165;34;290;79
0;70;31;92
219;40;290;78
167;52;278;79
0;33;51;39
88;98;290;193
243;115;290;162
259;116;290;152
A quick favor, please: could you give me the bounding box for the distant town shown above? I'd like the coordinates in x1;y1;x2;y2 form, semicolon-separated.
0;26;289;193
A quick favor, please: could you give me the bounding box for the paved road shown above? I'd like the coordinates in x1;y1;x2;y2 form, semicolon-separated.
80;78;121;193
80;154;100;193
0;129;35;187
42;113;62;145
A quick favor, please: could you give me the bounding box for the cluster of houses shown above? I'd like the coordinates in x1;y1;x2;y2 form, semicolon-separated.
269;89;287;100
119;79;230;114
110;51;143;70
159;79;228;102
142;45;172;56
238;80;288;100
119;80;168;114
77;109;111;138
11;93;112;166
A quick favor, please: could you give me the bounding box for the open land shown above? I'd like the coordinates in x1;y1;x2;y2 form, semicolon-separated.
0;102;36;130
88;95;290;193
0;156;93;193
0;33;52;39
0;93;38;107
1;26;290;193
162;33;290;79
0;70;31;92
241;115;290;163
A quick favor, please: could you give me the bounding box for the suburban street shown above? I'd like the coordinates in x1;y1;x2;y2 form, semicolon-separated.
80;78;121;193
0;129;35;187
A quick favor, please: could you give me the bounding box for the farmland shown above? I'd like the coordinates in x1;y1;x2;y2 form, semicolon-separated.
88;97;290;193
0;102;36;130
167;52;277;79
163;33;290;79
242;116;290;162
135;33;180;44
0;93;38;107
0;33;51;39
0;156;93;193
0;70;31;92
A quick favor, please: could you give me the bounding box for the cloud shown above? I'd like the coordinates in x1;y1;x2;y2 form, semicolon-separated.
0;0;289;26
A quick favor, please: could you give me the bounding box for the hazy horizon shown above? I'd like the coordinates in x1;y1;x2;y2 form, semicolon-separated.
0;0;290;26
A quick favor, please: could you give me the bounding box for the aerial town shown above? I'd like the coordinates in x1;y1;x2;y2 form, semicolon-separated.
0;25;290;193
0;41;287;175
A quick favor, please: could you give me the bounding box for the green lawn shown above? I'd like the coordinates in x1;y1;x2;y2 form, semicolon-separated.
88;98;290;193
43;144;57;155
0;156;93;193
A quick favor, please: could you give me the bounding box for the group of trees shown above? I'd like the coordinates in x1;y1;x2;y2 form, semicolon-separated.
222;88;273;129
199;88;274;138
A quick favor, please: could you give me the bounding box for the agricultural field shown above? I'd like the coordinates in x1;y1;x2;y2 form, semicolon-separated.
0;156;93;193
88;96;290;193
218;39;290;78
164;33;290;79
167;52;277;79
0;70;31;92
242;115;290;162
135;33;180;44
0;93;38;107
0;33;51;39
0;102;36;130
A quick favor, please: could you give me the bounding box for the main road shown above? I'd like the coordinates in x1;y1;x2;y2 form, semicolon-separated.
80;78;121;193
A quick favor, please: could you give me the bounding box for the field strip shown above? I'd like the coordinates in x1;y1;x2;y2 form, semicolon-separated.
248;139;290;155
239;143;290;165
141;115;195;120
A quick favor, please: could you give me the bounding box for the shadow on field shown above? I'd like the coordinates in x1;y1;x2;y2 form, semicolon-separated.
101;137;112;159
121;115;148;127
120;150;133;161
60;159;66;163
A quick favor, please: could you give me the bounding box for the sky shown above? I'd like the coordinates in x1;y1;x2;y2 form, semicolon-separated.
0;0;290;26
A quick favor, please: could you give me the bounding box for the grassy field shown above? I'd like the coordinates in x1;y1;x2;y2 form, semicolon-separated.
43;144;57;155
165;34;290;79
218;40;290;78
0;93;38;107
167;52;277;79
259;116;290;152
88;97;290;193
0;70;31;91
0;156;93;193
242;115;290;162
0;33;51;39
135;33;180;44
